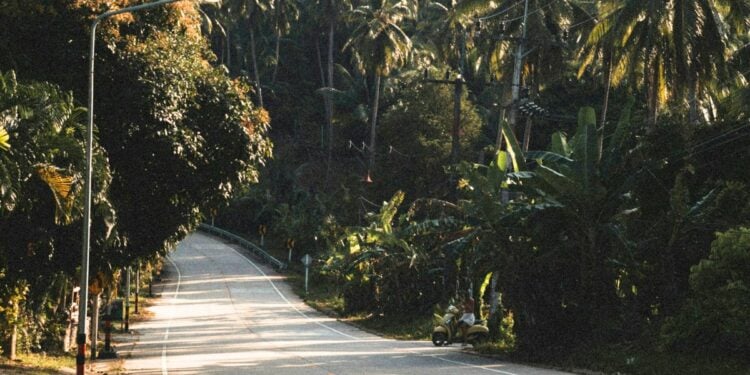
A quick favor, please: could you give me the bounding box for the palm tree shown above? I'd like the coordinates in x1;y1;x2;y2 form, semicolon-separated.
413;0;500;78
343;0;413;179
471;0;590;145
248;0;272;108
309;0;352;181
581;0;749;125
271;0;299;84
221;0;273;107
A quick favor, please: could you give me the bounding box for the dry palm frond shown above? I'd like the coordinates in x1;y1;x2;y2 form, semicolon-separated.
35;164;77;225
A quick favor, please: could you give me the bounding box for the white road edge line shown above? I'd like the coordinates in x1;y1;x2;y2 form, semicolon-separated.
225;246;360;340
225;242;516;374
428;355;520;375
162;255;182;375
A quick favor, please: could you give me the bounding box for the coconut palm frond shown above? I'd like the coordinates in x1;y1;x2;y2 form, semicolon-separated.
0;127;9;151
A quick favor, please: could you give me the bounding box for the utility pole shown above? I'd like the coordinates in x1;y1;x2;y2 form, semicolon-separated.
424;30;468;165
423;71;464;165
82;1;221;373
124;267;130;332
508;0;530;135
135;264;140;314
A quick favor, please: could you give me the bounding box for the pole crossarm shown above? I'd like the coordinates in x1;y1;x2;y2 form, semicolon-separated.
423;79;464;85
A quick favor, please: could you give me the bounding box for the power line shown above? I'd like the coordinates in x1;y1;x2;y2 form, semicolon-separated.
477;0;526;21
566;9;614;31
680;124;750;160
499;0;560;24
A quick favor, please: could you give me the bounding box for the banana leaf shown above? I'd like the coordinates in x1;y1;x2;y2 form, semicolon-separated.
500;118;527;172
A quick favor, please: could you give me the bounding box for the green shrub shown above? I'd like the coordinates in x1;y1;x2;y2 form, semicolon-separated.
661;227;750;356
343;280;377;314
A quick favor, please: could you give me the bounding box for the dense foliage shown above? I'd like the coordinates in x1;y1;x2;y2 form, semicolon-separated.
0;70;112;355
210;0;750;369
0;0;270;357
1;0;749;371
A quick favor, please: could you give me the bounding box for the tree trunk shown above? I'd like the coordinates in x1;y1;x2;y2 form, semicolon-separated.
64;311;73;352
272;29;281;84
272;0;282;84
522;117;532;152
688;74;699;124
487;272;501;340
599;50;613;157
368;75;381;177
226;32;232;75
125;267;130;332
647;54;660;127
90;293;100;360
325;18;335;183
135;265;140;314
8;324;17;360
249;27;263;107
451;78;462;164
315;37;325;88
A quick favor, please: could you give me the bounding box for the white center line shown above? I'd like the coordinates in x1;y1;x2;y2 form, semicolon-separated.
161;255;182;375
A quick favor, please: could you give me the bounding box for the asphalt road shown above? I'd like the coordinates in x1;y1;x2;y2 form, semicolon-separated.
123;232;573;375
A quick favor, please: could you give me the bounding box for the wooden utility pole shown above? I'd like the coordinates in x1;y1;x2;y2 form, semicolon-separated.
135;264;140;314
124;267;130;332
508;0;530;135
424;72;465;165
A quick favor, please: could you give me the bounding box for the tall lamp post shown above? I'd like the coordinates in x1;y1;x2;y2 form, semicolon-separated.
78;1;218;374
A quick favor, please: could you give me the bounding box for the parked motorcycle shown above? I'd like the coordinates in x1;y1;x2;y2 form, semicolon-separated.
431;305;489;346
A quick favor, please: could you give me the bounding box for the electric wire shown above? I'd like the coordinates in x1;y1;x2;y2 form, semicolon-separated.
497;0;561;24
477;0;526;21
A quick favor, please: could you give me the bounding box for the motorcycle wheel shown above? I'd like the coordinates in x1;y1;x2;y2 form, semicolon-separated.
432;332;448;346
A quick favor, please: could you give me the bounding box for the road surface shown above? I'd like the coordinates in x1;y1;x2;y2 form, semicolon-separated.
123;232;572;375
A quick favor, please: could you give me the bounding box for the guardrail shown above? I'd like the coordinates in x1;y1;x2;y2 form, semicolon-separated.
198;223;288;271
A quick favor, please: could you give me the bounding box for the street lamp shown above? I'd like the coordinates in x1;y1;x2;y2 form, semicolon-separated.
78;1;219;374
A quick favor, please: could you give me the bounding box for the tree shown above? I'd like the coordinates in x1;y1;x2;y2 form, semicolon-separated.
662;227;750;355
271;0;300;83
0;70;114;358
310;0;353;181
221;0;274;107
343;0;413;178
581;0;750;125
95;29;272;263
378;75;483;199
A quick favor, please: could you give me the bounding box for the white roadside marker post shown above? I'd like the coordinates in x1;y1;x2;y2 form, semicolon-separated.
301;254;313;295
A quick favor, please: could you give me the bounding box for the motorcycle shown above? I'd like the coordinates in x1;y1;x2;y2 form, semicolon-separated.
431;305;489;346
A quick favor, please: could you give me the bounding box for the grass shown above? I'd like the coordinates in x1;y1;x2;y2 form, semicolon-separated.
208;228;750;374
284;267;435;341
345;313;434;341
0;352;75;374
286;271;345;315
474;341;515;358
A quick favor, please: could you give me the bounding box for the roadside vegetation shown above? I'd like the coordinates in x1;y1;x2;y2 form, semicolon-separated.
0;0;270;366
1;0;749;374
208;0;750;373
0;352;75;374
